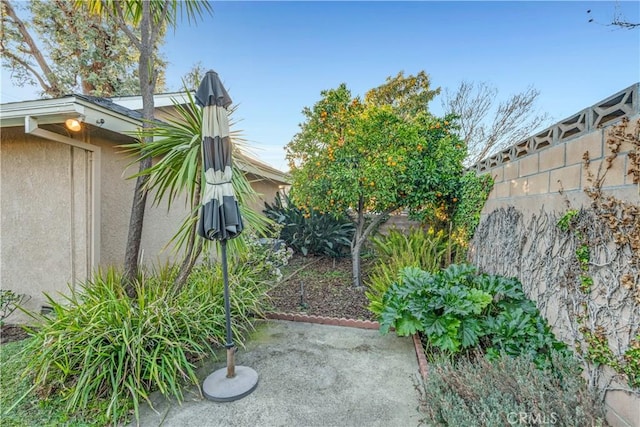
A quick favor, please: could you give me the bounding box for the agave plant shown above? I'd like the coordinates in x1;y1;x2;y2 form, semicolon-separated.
121;89;272;288
264;192;354;258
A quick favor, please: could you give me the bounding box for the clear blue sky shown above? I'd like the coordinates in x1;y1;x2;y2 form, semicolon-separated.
2;1;639;171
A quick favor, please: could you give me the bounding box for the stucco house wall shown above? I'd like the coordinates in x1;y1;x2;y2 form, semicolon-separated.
93;133;197;268
1;127;91;308
243;173;287;213
0;94;288;322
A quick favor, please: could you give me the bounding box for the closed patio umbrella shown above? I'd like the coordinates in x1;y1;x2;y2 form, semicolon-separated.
196;70;258;402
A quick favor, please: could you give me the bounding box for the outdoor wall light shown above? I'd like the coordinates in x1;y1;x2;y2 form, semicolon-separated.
65;117;83;132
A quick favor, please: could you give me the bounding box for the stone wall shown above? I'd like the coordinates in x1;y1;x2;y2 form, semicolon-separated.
469;84;639;427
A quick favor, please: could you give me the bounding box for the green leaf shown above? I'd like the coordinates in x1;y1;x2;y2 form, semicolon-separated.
459;317;482;348
467;288;493;314
396;317;422;336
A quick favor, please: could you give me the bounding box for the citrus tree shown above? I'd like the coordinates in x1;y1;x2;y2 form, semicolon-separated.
286;78;466;287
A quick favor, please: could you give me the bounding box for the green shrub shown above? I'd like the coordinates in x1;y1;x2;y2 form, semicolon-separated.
241;229;295;283
263;192;354;258
19;256;274;425
366;227;448;316
1;289;29;326
1;340;108;426
412;171;493;263
450;171;494;245
379;264;569;367
420;352;606;426
379;265;492;353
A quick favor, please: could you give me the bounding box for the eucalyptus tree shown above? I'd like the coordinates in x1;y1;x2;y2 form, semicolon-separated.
82;0;212;293
181;61;208;92
0;0;140;96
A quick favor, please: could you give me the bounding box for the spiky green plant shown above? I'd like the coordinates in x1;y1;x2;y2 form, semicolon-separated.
121;89;272;288
263;192;354;258
18;259;272;425
366;227;448;316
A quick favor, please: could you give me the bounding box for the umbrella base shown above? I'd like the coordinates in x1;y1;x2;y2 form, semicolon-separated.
202;365;258;402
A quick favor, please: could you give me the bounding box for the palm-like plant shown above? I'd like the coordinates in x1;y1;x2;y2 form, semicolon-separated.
80;0;214;290
122;89;272;289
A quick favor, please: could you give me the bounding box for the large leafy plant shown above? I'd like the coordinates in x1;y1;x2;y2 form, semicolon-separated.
263;192;354;258
378;264;569;367
380;265;492;352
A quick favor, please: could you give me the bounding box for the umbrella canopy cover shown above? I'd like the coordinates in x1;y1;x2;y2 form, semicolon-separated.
196;70;244;241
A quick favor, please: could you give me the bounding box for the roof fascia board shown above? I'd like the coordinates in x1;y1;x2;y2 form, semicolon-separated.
236;159;290;184
110;92;192;110
1;100;82;127
1;96;142;135
25;115;97;152
236;151;289;180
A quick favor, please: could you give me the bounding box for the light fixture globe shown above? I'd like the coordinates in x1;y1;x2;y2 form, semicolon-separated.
65;118;82;132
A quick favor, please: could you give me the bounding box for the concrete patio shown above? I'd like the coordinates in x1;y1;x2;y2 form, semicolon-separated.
134;320;423;427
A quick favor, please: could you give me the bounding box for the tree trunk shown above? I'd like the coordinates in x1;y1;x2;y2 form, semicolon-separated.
173;181;203;291
173;176;202;291
351;238;363;288
173;240;202;291
350;200;395;288
122;169;150;295
350;196;366;288
122;2;155;295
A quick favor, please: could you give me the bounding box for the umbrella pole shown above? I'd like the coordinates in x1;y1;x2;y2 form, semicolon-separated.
221;240;236;378
202;238;258;401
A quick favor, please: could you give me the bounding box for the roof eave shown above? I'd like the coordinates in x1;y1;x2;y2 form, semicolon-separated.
110;92;193;110
0;96;142;135
236;155;290;184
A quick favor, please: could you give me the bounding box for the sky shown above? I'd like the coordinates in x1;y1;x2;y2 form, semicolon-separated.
1;1;639;172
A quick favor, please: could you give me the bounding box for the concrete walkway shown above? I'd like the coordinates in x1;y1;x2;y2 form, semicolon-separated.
135;320;423;427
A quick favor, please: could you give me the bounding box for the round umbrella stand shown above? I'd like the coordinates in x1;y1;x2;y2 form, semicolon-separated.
202;365;259;402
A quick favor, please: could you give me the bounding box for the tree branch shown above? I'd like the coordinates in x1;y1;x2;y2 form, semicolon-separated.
444;81;550;165
609;19;640;29
1;50;52;93
361;207;395;243
109;1;142;50
150;0;170;44
2;0;63;96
